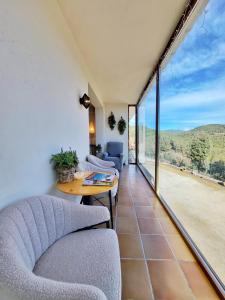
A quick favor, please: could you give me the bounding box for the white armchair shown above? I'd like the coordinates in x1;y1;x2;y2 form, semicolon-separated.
87;154;115;169
0;196;121;300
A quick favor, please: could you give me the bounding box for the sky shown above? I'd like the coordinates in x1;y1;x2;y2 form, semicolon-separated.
137;0;225;131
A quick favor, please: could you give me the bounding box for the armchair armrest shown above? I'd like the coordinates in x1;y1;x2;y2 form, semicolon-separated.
69;204;110;231
3;268;107;300
119;153;124;160
102;152;109;159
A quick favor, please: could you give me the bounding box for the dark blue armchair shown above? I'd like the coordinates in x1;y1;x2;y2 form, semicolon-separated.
102;142;124;172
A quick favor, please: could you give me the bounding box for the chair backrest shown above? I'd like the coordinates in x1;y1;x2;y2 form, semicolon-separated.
77;160;98;172
0;195;77;270
107;142;123;157
87;155;114;168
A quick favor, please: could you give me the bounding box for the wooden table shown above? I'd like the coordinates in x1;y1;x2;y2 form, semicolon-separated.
56;172;118;228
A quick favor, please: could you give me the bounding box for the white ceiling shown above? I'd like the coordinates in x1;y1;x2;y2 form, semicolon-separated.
59;0;188;104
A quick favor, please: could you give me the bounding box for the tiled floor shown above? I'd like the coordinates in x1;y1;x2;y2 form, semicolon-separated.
98;165;220;299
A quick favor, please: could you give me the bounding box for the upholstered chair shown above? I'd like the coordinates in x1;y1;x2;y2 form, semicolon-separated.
0;195;121;300
102;142;124;172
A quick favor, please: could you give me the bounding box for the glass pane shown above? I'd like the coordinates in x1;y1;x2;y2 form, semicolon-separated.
128;106;136;163
159;0;225;286
138;79;156;185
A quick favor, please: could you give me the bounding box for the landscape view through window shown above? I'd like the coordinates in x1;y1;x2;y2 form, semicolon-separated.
137;0;225;286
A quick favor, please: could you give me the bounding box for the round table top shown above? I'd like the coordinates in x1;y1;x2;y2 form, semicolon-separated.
56;172;118;196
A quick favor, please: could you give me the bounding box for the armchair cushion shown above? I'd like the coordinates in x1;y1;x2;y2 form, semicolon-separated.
34;229;121;300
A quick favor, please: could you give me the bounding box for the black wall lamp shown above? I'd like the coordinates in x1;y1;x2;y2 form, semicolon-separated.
80;93;90;109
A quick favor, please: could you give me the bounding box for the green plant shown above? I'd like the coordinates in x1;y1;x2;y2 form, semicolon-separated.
118;116;126;135
96;144;102;153
189;136;210;172
50;148;79;170
108;112;116;130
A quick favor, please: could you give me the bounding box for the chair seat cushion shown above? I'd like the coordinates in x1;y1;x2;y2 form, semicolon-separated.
33;229;121;300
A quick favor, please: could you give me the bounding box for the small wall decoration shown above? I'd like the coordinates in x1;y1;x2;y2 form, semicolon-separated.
108;111;116;130
118;116;126;135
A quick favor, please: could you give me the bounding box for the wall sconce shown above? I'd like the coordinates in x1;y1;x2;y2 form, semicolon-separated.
89;123;95;134
80;93;90;109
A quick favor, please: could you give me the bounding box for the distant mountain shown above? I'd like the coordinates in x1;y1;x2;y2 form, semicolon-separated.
189;124;225;134
160;129;183;134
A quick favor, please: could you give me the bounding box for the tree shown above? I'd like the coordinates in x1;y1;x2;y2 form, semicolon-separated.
189;136;210;172
160;137;171;152
170;140;177;151
209;160;225;181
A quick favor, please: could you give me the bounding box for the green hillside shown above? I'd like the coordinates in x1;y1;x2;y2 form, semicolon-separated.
143;124;225;181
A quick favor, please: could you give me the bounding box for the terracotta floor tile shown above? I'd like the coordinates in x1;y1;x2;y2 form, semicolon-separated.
141;235;174;259
114;166;218;299
159;217;179;235
118;190;130;198
118;234;144;258
117;205;135;218
152;203;168;218
135;206;157;218
147;260;194;300
121;259;153;300
180;261;219;300
133;197;153;206
116;216;139;234
117;196;133;207
138;218;163;234
166;235;196;262
132;190;155;198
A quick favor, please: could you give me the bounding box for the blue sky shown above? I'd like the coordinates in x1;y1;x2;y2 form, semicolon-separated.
137;0;225;131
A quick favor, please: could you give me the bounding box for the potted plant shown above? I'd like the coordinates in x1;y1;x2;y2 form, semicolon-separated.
50;148;79;183
118;116;126;135
108;112;116;130
96;144;102;154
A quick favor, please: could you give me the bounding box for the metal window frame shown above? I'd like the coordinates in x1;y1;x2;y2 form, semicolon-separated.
128;104;137;164
135;0;225;297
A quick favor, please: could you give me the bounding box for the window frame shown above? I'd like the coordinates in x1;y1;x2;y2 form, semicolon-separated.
135;0;225;297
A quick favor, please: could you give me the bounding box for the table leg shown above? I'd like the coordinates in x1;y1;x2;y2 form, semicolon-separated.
106;220;110;228
109;190;113;229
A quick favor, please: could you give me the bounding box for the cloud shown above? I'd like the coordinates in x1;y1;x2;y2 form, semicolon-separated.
161;78;225;110
161;0;225;81
142;0;225;130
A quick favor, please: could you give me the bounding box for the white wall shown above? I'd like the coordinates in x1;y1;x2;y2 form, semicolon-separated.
104;104;128;164
0;0;90;209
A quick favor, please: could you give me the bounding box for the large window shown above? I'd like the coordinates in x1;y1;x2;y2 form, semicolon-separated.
137;0;225;290
128;106;136;164
138;79;156;185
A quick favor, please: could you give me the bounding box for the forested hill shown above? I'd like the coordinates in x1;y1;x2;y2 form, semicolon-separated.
161;124;225;135
189;124;225;134
143;124;225;180
159;124;225;163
